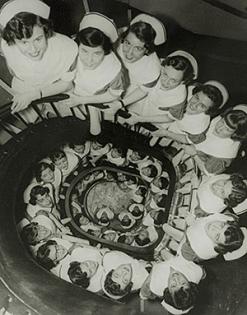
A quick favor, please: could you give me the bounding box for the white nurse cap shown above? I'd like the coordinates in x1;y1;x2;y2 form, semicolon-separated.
0;0;50;28
205;80;229;108
232;104;247;114
131;13;167;45
168;50;198;80
79;12;118;43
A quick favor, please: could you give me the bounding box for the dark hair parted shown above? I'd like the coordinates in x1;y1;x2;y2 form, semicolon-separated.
36;240;58;270
2;12;53;45
122;21;156;54
76;27;112;55
223;109;247;141
21;222;39;245
214;220;244;254
224;174;247;208
134;235;150;246
49;150;66;163
161;55;195;85
29;185;49;205
104;270;133;298
68;261;90;289
34;162;54;182
192;84;224;116
163;281;199;310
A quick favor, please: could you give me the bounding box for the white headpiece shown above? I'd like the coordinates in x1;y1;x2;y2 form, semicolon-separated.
233;104;247;114
161;300;193;315
79;12;118;43
131;13;167;45
168;50;198;79
205;80;229;108
0;0;50;28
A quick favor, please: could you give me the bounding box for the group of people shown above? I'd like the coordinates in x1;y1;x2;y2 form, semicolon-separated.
1;0;247;314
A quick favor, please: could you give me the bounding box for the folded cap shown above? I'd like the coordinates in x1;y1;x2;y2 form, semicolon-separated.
131;13;166;45
168;50;198;79
161;299;193;315
79;12;118;43
205;80;229;108
0;0;50;28
232;104;247;114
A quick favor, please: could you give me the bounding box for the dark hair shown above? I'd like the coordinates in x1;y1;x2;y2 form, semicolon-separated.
163;282;199;310
36;240;58;270
104;270;133;298
136;186;147;196
111;147;125;158
156;194;167;207
161;55;194;85
68;261;90;289
192;84;223;116
50;150;66;163
117;235;127;243
223;110;247;141
153;210;166;226
121;216;131;226
76;27;112;55
29;185;49;205
224;174;247;207
214;220;244;254
134;235;150;246
2;12;53;45
131;206;142;217
34;162;54;182
122;21;156;54
21;222;39;245
154;177;169;189
143;164;158;178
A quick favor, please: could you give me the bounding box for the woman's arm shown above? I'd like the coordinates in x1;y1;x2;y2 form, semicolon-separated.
139;272;157;300
153;129;189;144
124;111;174;125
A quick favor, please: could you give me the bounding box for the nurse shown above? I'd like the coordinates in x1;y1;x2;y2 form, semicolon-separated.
0;0;78;122
63;12;125;135
183;105;247;175
195;173;247;216
140;256;204;314
152;80;228;144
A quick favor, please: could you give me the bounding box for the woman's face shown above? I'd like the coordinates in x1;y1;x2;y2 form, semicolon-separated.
79;43;105;70
55;157;68;170
15;25;48;61
36;192;53;208
141;166;152;177
122;32;147;63
36;225;52;242
160;65;184;91
80;260;99;278
103;232;117;241
205;221;228;244
168;267;190;296
186;91;213;115
41;167;55;183
213;118;236;138
111;264;132;290
48;244;67;263
211;178;232;199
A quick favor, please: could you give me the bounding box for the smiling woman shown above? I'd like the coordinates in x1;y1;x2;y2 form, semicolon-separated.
0;0;78;121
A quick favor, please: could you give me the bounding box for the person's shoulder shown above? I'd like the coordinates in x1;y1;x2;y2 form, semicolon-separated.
50;33;78;51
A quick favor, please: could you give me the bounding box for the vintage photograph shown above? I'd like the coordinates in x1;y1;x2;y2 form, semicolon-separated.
0;0;246;314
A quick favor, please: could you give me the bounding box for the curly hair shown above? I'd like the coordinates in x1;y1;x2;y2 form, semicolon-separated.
224;174;247;207
76;27;112;55
161;55;195;85
163;281;199;310
2;12;53;45
192;84;223;116
68;261;90;289
122;21;156;54
21;222;39;245
29;185;49;205
223;109;247;141
214;220;244;254
34;162;54;183
104;270;133;298
36;240;58;270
